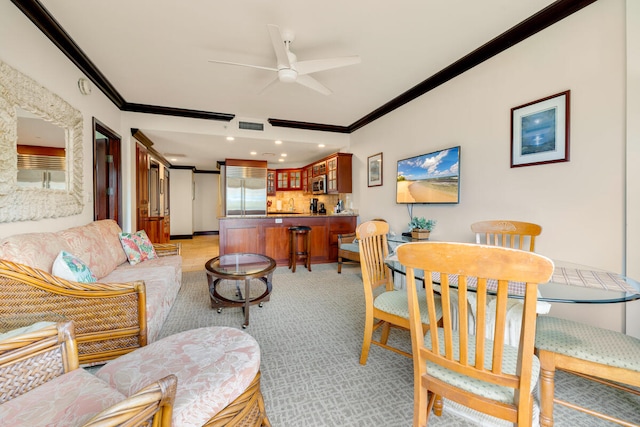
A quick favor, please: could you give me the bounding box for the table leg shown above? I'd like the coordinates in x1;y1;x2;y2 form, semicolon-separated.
243;278;251;328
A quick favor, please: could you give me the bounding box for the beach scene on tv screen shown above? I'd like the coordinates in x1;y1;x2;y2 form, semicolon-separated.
397;146;459;203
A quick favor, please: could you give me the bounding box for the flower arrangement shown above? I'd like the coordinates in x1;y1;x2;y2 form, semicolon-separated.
408;217;436;240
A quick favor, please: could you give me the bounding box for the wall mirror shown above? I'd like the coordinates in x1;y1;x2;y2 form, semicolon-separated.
16;108;67;190
0;60;83;222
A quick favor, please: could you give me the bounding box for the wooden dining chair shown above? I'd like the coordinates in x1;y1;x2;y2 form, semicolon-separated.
471;220;542;251
470;220;547;345
535;316;640;426
357;220;442;365
397;242;553;427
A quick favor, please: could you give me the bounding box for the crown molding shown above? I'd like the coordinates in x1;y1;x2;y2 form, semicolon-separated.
12;0;598;132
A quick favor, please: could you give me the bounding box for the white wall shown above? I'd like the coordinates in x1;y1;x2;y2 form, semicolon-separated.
169;169;194;236
194;173;219;232
350;0;629;331
0;2;122;236
625;0;640;338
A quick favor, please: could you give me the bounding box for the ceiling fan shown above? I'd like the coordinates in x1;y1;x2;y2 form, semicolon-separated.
208;24;361;95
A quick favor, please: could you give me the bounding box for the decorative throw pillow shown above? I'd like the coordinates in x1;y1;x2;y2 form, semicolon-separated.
133;230;158;261
119;230;158;265
52;251;97;283
119;233;143;265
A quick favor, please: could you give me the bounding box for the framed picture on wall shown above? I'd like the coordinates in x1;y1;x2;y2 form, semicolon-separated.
368;152;383;187
511;90;570;168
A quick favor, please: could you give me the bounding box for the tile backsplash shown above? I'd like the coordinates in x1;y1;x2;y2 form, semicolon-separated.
268;191;349;213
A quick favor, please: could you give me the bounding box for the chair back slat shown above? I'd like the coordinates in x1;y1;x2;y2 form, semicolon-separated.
398;241;554;425
472;220;542;252
357;221;392;292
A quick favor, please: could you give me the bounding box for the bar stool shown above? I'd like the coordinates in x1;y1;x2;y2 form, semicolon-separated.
288;226;312;273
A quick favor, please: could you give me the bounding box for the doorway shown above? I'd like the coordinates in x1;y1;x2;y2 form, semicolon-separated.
93;118;122;225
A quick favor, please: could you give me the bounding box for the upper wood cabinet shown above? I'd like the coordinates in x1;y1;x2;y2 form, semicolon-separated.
270;152;352;194
312;161;327;177
276;168;302;191
267;169;276;196
326;153;352;194
302;165;313;193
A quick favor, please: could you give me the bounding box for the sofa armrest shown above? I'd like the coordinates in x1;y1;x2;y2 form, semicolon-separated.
153;242;182;257
84;374;177;427
337;232;356;246
0;259;147;366
0;321;78;403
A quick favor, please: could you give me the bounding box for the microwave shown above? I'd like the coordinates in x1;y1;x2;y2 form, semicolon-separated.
312;175;327;194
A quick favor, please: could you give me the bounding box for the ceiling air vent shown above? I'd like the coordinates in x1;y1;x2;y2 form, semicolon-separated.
238;121;264;131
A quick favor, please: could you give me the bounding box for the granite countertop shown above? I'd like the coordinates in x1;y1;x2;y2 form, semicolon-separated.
220;212;358;219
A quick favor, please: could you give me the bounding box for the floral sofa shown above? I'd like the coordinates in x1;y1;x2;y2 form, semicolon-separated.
0;219;182;365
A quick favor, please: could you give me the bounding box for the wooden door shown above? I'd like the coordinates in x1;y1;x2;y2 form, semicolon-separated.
93;119;122;225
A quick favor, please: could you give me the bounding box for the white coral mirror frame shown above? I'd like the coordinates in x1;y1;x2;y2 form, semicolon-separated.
0;60;83;222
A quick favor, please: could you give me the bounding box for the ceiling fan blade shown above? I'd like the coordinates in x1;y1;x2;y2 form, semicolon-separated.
295;56;361;75
258;76;280;95
208;59;277;72
267;24;291;68
296;75;332;95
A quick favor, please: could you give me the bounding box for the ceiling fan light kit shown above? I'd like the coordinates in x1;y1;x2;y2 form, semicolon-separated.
209;24;360;95
278;68;297;83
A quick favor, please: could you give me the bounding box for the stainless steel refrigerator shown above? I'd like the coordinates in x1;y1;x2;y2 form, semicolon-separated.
224;163;267;216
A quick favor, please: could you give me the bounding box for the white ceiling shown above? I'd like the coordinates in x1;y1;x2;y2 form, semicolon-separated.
37;0;558;169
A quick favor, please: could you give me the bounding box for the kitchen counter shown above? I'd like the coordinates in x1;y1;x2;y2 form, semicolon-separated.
266;211;357;217
219;214;358;266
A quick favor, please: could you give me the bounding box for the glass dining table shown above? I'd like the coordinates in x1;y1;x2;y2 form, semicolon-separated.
385;236;640;304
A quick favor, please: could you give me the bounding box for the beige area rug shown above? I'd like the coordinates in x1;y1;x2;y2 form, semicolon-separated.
159;264;640;426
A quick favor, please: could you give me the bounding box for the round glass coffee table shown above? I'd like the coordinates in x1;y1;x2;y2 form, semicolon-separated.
205;253;276;328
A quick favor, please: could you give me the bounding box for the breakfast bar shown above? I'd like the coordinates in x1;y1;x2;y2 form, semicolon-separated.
219;213;357;266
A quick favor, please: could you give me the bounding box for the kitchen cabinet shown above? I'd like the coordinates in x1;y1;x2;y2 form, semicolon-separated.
269;153;351;195
267;169;276;196
302;166;313;193
312;161;327;177
276;170;288;190
326;153;353;194
290;170;301;189
276;168;302;191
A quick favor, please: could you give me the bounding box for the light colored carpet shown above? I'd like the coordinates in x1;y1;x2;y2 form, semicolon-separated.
158;263;640;426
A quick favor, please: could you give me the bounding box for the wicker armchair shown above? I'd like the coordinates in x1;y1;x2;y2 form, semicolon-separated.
0;259;148;366
0;321;177;426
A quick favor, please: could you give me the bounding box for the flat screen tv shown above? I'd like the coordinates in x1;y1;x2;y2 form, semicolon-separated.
396;146;460;204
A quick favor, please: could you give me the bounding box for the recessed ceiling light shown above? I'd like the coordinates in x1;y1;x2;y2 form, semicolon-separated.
281;153;287;157
278;158;284;162
275;140;283;145
318;144;325;148
170;158;178;162
250;151;257;155
226;136;235;141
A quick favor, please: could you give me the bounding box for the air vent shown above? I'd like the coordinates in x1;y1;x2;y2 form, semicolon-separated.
238;121;264;131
